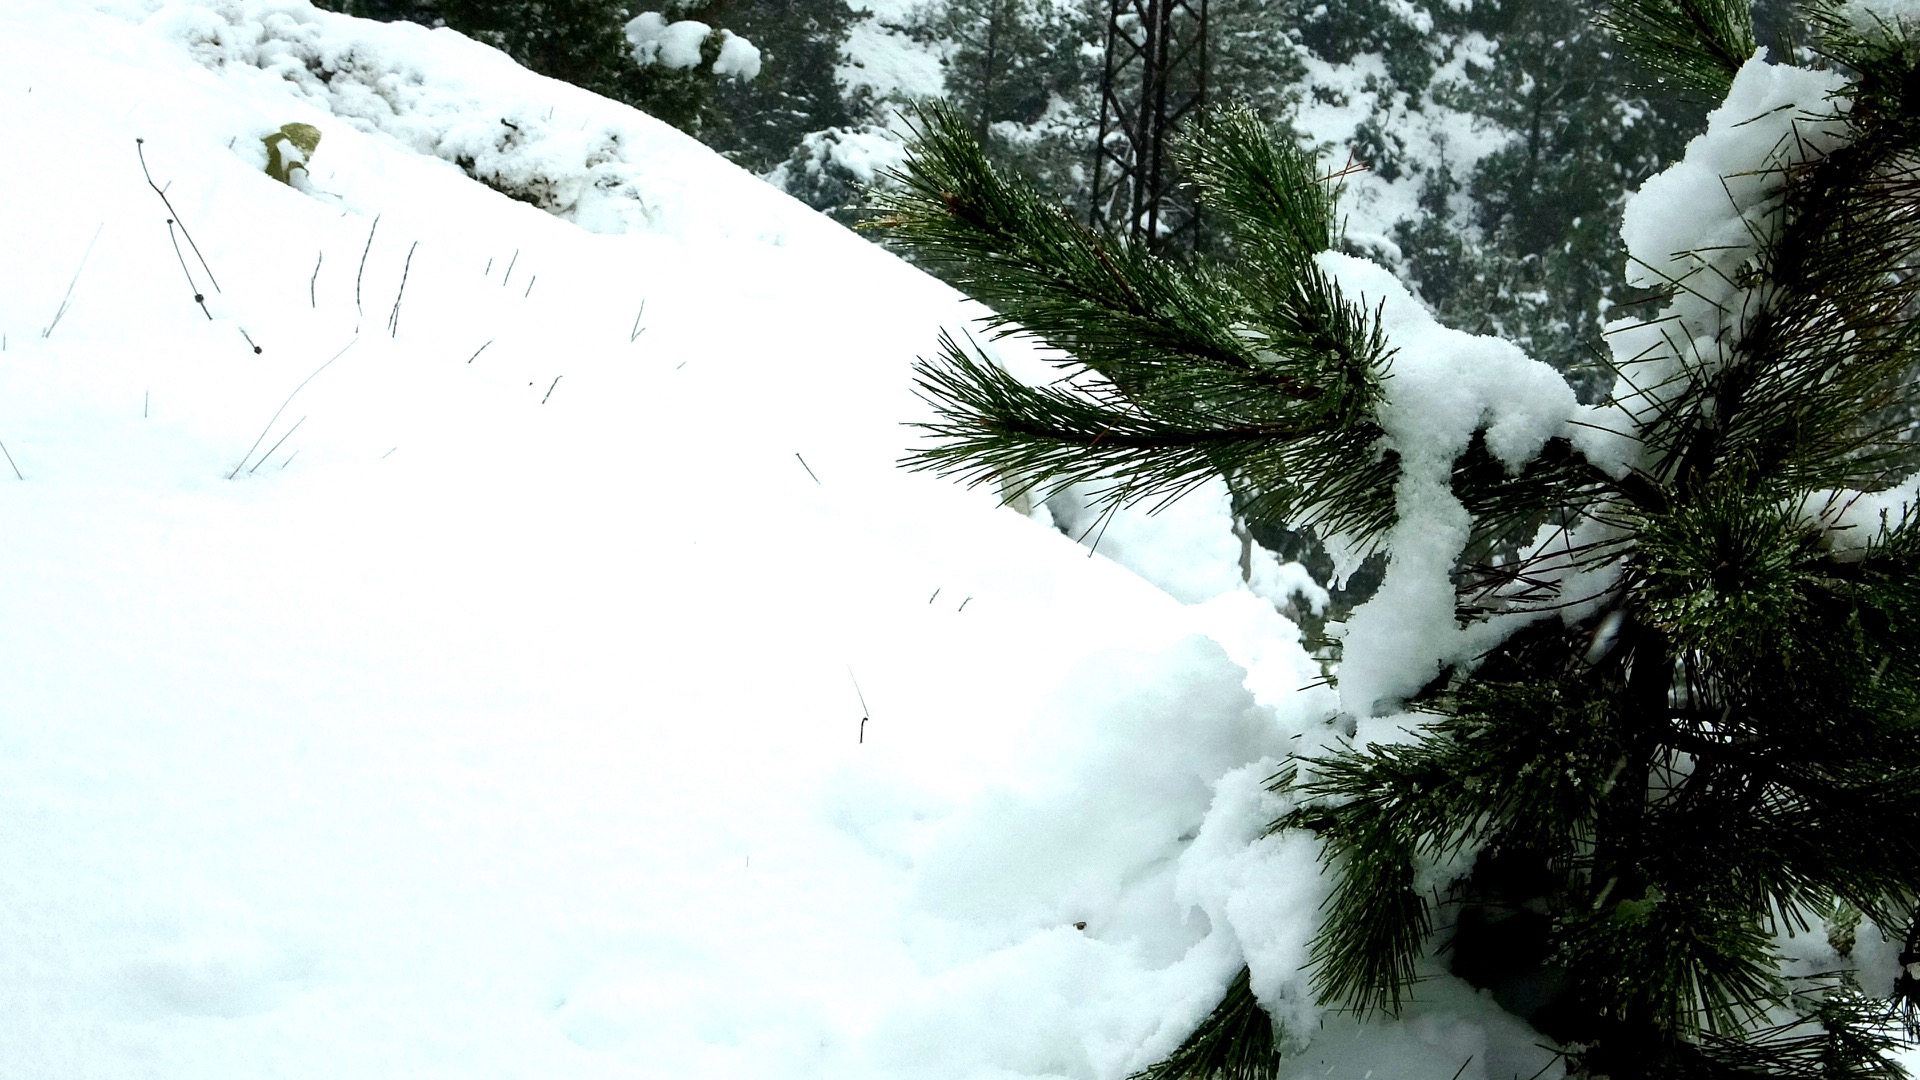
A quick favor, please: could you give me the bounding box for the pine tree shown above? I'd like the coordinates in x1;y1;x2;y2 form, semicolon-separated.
875;1;1920;1076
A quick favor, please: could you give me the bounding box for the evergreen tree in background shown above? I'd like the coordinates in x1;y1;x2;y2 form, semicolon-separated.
705;0;864;173
875;0;1920;1074
924;0;1096;200
1396;3;1706;400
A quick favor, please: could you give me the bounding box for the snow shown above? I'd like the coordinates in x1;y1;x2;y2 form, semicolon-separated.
1173;761;1328;1045
1310;251;1577;718
771;125;912;190
627;12;712;70
1833;0;1920;29
1620;52;1849;297
626;11;761;78
44;0;1911;1073
0;1;1577;1077
712;30;763;81
1041;479;1330;616
842;1;949;105
1797;474;1920;556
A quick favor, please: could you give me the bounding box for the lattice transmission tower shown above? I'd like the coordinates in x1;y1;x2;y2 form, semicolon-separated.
1088;0;1209;249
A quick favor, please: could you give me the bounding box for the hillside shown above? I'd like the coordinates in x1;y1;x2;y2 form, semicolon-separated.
0;2;1578;1078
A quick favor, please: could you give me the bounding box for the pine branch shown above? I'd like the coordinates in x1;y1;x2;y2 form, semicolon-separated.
903;332;1401;537
905;332;1323;504
1131;967;1282;1080
1175;106;1338;275
1273;673;1627;1014
1600;0;1758;98
1558;881;1784;1040
879;104;1403;541
873;102;1283;398
881;40;1920;1075
1693;990;1912;1079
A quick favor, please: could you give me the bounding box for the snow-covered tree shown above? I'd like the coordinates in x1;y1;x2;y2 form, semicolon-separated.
876;0;1920;1075
704;0;864;173
313;0;760;134
892;0;1098;208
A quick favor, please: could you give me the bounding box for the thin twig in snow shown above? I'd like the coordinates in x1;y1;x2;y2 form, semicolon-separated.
310;250;323;308
42;222;104;339
136;139;220;293
248;416;305;474
466;340;493;364
238;326;261;354
848;666;871;744
355;214;380;314
629;299;647;342
501;249;518;287
541;375;561;404
795;453;821;484
387;240;418;337
230;338;357;479
165;220;212;319
0;439;23;481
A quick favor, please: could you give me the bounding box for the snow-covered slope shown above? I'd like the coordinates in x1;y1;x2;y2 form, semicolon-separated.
0;3;1557;1078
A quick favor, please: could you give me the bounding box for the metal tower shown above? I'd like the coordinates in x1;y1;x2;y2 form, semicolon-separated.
1088;0;1209;249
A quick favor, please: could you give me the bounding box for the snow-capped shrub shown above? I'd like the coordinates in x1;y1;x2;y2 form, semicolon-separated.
625;12;759;81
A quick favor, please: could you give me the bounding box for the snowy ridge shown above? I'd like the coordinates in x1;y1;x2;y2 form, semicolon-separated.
145;0;799;238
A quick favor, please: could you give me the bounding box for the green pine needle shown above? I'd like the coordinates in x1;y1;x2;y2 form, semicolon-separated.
1131;967;1282;1080
877;102;1403;541
1600;0;1758;97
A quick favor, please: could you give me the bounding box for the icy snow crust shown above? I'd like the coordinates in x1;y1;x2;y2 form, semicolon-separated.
0;1;1565;1078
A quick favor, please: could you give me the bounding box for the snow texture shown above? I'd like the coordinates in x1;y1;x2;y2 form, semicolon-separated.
627;12;713;70
1797;474;1920;557
1311;251;1577;718
712;30;763;80
1621;53;1848;295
